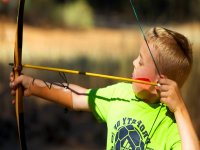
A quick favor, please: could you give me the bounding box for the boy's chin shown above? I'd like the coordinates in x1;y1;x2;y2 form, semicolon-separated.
132;84;159;103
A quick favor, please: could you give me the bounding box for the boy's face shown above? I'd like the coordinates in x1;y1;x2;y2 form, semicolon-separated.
132;41;160;102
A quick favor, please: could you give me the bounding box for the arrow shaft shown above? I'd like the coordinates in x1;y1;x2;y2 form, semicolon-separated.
23;64;158;86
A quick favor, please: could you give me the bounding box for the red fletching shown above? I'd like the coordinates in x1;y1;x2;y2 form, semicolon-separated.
135;78;150;82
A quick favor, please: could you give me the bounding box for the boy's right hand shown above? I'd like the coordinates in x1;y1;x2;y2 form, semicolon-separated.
9;72;33;101
158;76;184;113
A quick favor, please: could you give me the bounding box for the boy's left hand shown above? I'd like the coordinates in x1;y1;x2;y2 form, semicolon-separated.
158;77;184;113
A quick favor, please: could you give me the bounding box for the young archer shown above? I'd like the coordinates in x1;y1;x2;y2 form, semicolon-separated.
10;27;199;149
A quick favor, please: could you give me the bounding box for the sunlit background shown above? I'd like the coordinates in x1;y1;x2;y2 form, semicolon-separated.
0;0;200;149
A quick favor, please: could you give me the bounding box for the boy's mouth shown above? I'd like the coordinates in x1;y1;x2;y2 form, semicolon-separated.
134;78;151;82
132;73;151;82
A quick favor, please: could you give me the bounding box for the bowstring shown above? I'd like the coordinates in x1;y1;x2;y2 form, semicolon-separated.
130;0;161;77
32;72;82;94
129;0;164;147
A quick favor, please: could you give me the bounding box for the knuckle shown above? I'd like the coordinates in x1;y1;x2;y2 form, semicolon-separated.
171;81;177;87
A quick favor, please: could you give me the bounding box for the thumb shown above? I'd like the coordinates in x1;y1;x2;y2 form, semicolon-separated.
12;99;16;105
13;75;24;88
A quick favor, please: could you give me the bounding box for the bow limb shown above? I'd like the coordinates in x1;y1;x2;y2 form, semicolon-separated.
14;0;27;149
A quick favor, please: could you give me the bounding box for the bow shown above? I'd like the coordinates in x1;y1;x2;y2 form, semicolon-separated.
11;1;161;148
13;0;27;149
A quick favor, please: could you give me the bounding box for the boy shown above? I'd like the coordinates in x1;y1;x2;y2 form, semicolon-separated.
10;27;199;149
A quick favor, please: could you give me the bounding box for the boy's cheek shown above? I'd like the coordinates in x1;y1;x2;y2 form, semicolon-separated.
133;67;158;91
132;74;158;99
134;68;156;81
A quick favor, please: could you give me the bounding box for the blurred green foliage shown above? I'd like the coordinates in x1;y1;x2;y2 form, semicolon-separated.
22;0;94;28
61;0;94;28
0;0;200;28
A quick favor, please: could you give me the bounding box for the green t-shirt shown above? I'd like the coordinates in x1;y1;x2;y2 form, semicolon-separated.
88;82;181;150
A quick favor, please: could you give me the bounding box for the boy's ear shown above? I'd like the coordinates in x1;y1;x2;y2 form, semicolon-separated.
157;74;166;82
160;74;166;79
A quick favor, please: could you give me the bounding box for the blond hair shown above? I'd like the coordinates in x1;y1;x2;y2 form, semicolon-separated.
146;27;192;87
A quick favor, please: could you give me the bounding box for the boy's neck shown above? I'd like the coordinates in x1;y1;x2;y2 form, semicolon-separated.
142;96;160;104
134;89;160;104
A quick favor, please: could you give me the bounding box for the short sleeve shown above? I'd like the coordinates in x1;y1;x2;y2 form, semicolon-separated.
87;83;120;122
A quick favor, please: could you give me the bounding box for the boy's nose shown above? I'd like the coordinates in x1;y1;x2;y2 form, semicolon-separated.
133;59;137;67
132;61;135;68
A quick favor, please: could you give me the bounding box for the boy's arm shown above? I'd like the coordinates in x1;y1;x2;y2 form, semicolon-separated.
10;74;90;111
174;103;199;150
159;78;199;150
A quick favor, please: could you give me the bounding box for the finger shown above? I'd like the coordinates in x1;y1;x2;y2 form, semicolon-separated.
159;78;172;86
13;75;23;87
9;81;15;89
159;85;170;92
9;81;13;88
11;90;16;96
157;82;169;92
10;72;14;81
160;91;168;98
9;81;18;90
160;97;169;104
12;99;16;105
10;71;14;77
